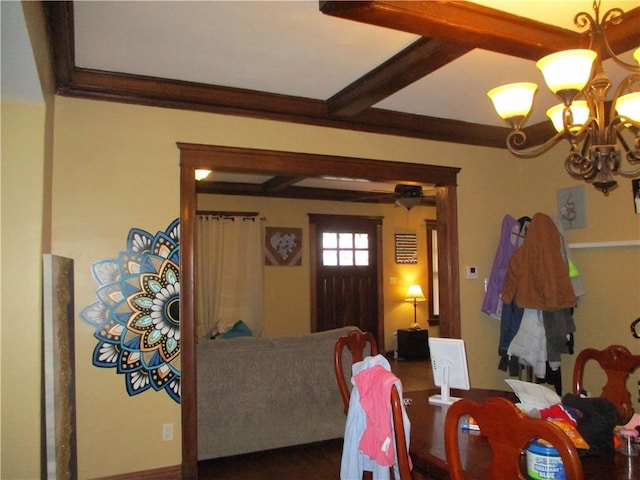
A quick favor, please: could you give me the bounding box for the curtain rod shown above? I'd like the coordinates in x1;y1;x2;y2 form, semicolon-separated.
196;210;259;217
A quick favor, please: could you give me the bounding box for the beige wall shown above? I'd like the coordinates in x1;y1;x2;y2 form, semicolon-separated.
47;95;523;477
2;79;639;479
1;101;47;480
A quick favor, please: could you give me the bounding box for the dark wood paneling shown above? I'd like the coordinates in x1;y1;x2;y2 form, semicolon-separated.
435;185;460;339
179;143;460;185
180;164;198;480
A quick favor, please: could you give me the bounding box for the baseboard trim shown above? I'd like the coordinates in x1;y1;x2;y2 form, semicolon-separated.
91;464;181;480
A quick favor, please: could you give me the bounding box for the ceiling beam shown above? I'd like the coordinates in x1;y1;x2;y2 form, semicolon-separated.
320;1;582;60
179;143;461;187
321;2;640;60
327;37;472;116
321;1;639;122
44;1;599;151
196;181;434;204
261;176;306;192
43;1;513;149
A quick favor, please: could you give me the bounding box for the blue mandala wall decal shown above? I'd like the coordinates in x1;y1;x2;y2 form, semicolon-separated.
80;219;181;403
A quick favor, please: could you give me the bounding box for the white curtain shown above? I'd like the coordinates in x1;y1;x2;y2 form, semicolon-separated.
196;215;264;338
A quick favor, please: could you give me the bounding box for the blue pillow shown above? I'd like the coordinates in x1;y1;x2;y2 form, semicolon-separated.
219;320;252;339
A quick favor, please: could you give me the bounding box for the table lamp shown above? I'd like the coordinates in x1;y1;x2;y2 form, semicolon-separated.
405;284;426;329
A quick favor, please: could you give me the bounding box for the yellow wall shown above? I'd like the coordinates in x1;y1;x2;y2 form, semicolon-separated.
3;77;639;480
46;95;523;477
197;194;436;347
1;101;47;480
517;153;640;396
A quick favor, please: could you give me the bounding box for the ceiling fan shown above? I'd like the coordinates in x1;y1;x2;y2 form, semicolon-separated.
348;184;428;209
393;184;425;210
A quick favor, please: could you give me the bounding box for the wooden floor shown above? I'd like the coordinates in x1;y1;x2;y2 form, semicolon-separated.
198;357;433;480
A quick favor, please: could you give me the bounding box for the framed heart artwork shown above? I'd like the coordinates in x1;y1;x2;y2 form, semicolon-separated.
265;227;302;266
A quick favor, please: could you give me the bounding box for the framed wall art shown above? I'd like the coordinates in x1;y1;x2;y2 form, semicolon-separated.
557;185;587;229
265;227;302;266
395;232;417;264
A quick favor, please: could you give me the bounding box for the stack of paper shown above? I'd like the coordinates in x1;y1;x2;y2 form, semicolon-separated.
505;379;562;412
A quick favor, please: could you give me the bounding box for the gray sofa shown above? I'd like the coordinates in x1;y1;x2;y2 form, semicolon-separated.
197;326;357;460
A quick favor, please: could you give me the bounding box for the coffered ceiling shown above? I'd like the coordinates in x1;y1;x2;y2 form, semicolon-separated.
39;1;640;203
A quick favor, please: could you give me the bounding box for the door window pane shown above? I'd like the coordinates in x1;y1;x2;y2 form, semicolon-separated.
322;231;369;267
339;250;354;266
323;232;337;249
355;250;369;266
354;233;368;249
323;250;338;266
339;233;353;249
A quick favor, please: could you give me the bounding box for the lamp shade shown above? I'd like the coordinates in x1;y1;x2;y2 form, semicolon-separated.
487;82;537;120
195;169;212;181
546;101;590;132
405;284;426;302
536;49;596;94
616;92;640;123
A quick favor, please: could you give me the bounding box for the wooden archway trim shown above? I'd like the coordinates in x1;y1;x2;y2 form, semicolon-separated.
178;143;461;478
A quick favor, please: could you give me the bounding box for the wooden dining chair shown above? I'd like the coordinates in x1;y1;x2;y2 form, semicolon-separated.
334;329;379;415
345;375;413;480
391;384;413;480
573;344;640;424
444;397;584;480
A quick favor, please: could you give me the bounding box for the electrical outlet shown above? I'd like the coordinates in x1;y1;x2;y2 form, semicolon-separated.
162;423;173;442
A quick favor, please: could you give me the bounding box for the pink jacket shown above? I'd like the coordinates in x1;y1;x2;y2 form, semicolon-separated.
354;365;401;466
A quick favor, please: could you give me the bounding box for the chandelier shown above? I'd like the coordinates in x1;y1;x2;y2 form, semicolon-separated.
487;1;640;194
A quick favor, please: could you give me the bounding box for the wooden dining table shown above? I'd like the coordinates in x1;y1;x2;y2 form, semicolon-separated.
403;388;639;480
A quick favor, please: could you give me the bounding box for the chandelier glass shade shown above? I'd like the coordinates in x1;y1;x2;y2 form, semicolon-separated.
546;101;590;133
536;49;597;94
488;1;640;194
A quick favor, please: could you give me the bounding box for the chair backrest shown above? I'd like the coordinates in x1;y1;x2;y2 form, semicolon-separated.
390;384;413;480
573;344;640;424
334;329;379;415
444;397;584;480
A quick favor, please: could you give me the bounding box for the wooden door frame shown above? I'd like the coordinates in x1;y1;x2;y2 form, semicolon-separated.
178;143;461;478
308;214;385;348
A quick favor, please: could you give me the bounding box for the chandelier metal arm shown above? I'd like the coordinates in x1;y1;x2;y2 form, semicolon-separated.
505;128;567;158
593;6;639;73
613;126;640;176
564;130;598;181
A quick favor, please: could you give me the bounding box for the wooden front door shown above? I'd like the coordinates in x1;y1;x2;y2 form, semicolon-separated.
309;214;383;346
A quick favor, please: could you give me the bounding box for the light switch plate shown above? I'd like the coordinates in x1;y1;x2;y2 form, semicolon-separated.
466;266;479;280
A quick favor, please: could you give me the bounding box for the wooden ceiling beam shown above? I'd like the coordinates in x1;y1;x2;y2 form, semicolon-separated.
321;2;640;60
327;37;472;116
320;1;583;60
179;143;461;187
195;180;437;205
261;176;306;192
